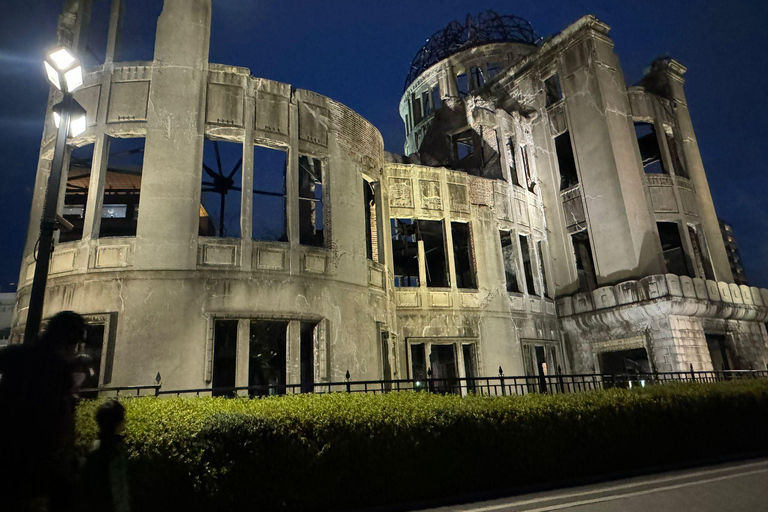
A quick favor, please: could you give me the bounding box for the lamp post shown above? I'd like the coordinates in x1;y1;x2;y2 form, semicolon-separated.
23;48;87;344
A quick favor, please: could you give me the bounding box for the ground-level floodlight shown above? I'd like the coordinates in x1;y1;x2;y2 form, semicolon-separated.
44;47;83;93
52;99;87;137
24;50;87;344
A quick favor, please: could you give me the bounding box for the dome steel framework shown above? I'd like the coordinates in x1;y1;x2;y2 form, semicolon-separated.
404;10;540;91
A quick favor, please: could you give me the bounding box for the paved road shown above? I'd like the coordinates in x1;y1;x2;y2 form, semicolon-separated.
420;458;768;512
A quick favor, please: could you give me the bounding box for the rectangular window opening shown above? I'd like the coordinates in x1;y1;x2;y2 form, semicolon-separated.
462;344;477;394
453;129;475;161
199;138;242;238
253;145;287;242
391;219;419;287
519;235;538;296
381;330;392;383
555;132;578;191
664;126;688;179
705;334;731;372
299;156;325;247
82;0;111;67
212;319;238;397
412;95;422;125
114;0;163;62
421;90;431;117
78;323;105;390
635;122;667;174
430;344;459;394
431;86;442;110
456;72;469;97
451;222;477;289
471;66;485;89
544;73;562;107
487;62;502;79
410;343;427;382
99;137;144;238
500;230;521;293
300;322;316;394
61;143;95;242
572;231;598;292
657;222;692;277
248;320;288;397
419;220;449;288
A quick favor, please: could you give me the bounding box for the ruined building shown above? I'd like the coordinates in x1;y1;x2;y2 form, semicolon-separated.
11;1;768;391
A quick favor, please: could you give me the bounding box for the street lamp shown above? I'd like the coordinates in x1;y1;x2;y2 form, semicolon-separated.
23;47;87;344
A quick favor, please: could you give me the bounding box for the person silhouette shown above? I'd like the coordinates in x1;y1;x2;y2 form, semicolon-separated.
80;400;130;512
0;311;87;511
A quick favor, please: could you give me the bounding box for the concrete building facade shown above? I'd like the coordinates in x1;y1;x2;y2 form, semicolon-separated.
10;2;768;391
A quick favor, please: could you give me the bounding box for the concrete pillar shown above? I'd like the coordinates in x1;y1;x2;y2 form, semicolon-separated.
561;23;664;285
654;60;733;282
134;0;211;269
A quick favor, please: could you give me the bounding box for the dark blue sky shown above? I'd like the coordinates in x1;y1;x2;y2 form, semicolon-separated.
0;0;766;291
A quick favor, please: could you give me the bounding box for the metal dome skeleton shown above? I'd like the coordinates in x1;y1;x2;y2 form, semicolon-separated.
403;11;540;91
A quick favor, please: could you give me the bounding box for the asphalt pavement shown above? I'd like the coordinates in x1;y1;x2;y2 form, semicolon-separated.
418;457;768;512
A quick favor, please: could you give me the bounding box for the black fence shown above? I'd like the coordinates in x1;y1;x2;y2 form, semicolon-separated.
81;367;768;399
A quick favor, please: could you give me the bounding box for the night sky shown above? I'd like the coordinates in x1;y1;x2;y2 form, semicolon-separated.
0;0;766;292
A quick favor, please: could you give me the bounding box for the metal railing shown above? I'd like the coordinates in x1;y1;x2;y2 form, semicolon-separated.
80;367;768;399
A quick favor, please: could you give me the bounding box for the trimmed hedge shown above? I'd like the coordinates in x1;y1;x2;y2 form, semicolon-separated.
76;380;768;511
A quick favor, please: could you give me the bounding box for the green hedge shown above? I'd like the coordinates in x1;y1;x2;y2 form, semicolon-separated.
76;380;768;511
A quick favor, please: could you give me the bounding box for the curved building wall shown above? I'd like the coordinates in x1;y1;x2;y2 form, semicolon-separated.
14;0;394;389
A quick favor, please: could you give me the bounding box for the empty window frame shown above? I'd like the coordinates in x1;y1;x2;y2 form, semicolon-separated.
81;0;111;66
544;73;562;107
537;240;550;298
412;94;423;125
635;122;666;174
657;222;691;277
421;90;431;117
300;322;316;394
431;86;442;111
571;231;598;292
253;145;288;242
519;235;538;296
99;137;144;238
61;143;94;242
505;138;520;186
453;129;475;161
380;330;393;382
470;66;485;89
78;323;106;390
456;72;469;97
420;220;449;288
664;125;688;179
462;344;478;393
410;343;428;382
363;180;379;261
212;319;238;396
391;219;419;287
555;132;578;191
299;155;325;247
199;138;242;238
405;114;410;135
248;320;288;396
688;225;714;280
114;0;163;62
487;62;502;79
499;230;521;293
451;222;477;289
408;341;464;395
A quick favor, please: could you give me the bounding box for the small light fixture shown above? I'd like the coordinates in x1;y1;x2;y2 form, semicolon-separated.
52;99;88;137
44;47;83;93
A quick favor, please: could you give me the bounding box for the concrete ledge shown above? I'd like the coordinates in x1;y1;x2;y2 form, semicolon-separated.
692;278;708;300
592;286;617;309
573;292;594;314
639;274;669;300
665;274;683;297
679;276;697;299
614;280;639;305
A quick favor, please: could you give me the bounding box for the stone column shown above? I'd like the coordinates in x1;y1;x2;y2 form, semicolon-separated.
653;60;733;282
560;21;664;285
134;0;211;269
